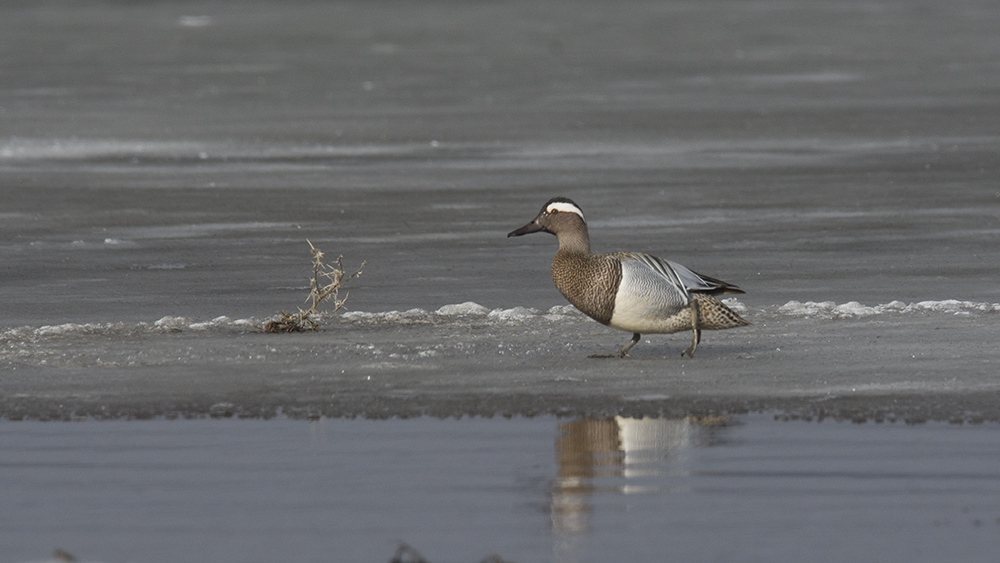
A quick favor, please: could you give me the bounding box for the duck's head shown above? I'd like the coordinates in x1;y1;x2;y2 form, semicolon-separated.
507;197;587;238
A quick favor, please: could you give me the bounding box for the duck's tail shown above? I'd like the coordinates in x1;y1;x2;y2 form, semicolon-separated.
692;293;751;330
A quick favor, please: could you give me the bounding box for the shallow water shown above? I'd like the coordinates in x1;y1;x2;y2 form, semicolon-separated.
5;415;1000;563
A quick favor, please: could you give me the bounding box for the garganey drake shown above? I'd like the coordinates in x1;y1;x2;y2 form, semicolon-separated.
508;197;750;358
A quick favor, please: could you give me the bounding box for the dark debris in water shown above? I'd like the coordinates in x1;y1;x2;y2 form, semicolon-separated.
390;542;515;563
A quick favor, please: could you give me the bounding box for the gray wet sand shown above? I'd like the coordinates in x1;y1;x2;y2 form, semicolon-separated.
3;307;999;423
2;0;1000;422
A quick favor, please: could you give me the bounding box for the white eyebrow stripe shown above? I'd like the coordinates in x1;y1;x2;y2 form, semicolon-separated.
545;201;585;221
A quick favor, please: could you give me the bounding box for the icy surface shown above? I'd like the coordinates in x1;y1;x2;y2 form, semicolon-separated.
2;0;1000;425
6;298;999;344
435;301;490;316
777;299;1000;318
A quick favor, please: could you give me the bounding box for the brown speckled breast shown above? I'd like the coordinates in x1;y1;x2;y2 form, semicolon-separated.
551;251;621;325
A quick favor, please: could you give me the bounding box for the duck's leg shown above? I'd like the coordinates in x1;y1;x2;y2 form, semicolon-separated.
589;332;641;359
681;300;701;358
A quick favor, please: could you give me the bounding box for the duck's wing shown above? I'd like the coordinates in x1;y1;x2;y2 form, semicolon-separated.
621;252;744;296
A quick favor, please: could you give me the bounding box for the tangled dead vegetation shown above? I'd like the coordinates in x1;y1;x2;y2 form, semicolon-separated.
260;240;365;333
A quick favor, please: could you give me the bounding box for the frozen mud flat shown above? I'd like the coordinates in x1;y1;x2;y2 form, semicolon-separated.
2;0;999;427
3;299;999;423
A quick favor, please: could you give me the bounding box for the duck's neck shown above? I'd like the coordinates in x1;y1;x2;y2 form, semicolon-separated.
555;228;591;256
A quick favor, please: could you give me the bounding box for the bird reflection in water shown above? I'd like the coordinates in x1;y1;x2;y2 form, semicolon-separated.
551;416;729;536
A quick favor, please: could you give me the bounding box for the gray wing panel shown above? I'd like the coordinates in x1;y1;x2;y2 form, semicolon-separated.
663;259;723;292
621;252;725;293
619;253;691;306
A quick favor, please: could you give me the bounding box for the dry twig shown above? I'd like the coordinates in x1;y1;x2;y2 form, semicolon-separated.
260;240;365;333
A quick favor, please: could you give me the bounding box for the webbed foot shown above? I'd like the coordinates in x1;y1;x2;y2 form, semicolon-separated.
589;333;640;359
588;351;631;359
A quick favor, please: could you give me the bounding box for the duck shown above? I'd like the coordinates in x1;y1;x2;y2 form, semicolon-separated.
508;197;749;358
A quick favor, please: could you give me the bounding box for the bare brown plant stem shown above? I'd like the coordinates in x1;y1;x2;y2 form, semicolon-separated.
260;240;365;333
